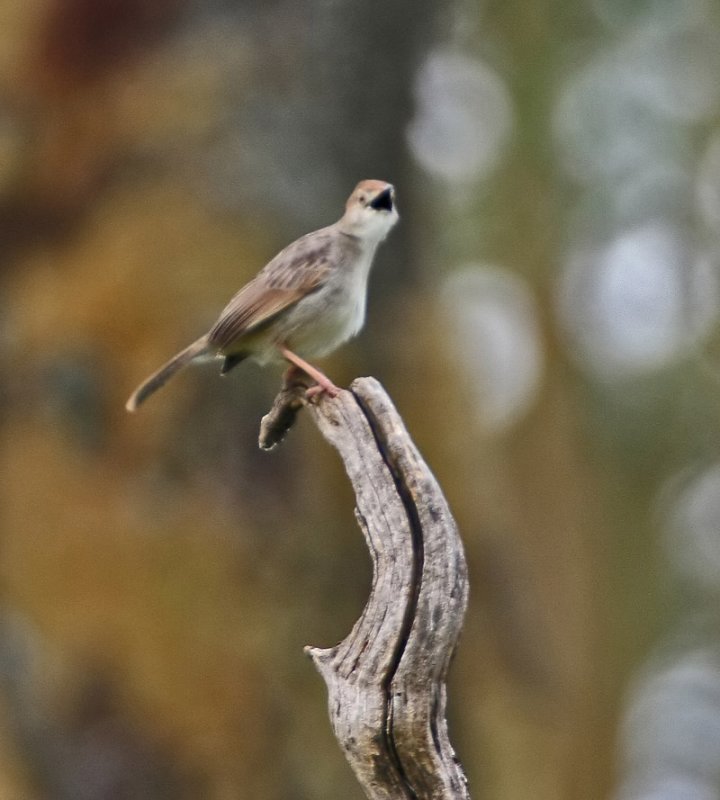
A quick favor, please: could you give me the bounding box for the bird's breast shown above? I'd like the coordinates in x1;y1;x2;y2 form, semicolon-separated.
281;248;374;358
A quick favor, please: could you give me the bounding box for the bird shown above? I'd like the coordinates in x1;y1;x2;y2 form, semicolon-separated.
125;179;399;412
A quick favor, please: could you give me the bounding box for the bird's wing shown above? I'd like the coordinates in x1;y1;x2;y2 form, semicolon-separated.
207;229;335;350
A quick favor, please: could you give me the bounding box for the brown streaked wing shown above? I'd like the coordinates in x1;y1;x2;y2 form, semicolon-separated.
207;230;335;350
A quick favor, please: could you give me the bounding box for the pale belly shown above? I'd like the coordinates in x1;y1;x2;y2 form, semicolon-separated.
242;270;366;366
281;279;367;358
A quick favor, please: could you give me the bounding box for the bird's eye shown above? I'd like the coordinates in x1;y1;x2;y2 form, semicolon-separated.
358;194;366;204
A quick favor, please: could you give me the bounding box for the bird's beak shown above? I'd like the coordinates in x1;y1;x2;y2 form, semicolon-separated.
369;187;394;212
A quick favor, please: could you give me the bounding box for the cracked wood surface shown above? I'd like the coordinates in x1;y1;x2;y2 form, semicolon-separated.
261;377;470;800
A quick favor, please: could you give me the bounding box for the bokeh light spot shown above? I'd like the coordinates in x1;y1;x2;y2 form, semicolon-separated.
442;265;543;433
662;464;720;592
617;649;720;798
558;224;719;380
407;49;513;184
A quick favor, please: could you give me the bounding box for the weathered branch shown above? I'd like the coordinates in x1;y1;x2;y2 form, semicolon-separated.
260;377;470;799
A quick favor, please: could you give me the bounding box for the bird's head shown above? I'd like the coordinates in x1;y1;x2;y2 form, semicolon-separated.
339;180;399;242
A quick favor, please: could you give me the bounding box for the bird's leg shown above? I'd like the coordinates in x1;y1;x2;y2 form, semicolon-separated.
277;346;341;398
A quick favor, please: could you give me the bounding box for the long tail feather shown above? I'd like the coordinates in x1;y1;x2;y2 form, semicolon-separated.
125;336;210;412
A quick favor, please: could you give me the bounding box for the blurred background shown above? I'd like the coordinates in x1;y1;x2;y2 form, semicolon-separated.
1;0;720;797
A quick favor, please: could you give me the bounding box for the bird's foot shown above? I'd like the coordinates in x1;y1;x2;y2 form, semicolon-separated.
305;381;340;400
279;347;341;401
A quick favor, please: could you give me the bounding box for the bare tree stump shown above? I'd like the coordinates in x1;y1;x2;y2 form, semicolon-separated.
260;377;470;800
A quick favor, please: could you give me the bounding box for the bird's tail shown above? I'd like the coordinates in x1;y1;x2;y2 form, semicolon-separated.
125;335;210;412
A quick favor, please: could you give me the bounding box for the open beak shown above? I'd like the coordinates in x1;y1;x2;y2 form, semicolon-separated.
369;186;394;212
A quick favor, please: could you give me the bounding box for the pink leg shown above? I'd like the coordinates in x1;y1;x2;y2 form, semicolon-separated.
277;346;340;398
